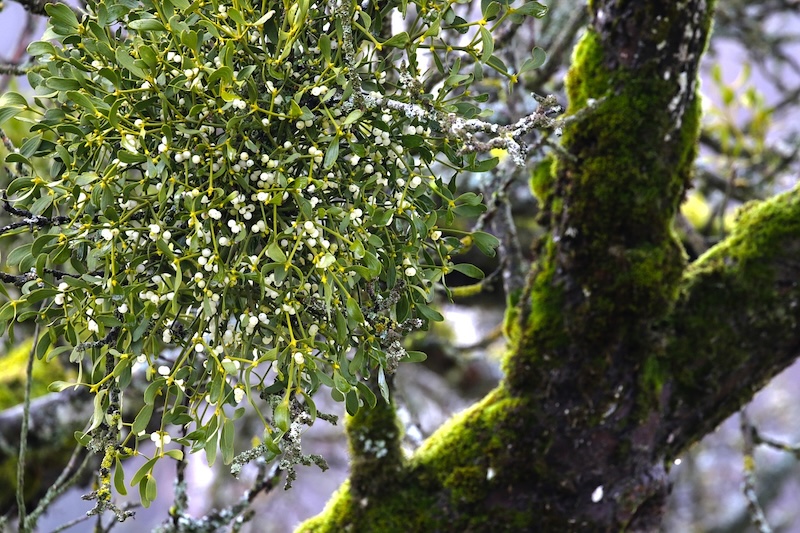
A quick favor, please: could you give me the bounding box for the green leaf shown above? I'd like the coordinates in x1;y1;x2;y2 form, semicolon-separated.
45;3;80;33
289;99;302;118
266;241;287;263
74;431;92;446
482;1;501;21
129;18;167;32
221;418;235;464
486;54;508;74
516;1;548;18
319;34;331;61
345;389;360;415
7;243;33;269
114;457;128;496
453;203;486;217
274;400;290;432
145;474;158;503
27;41;57;57
466;156;499;173
452;263;485;279
416;303;444;322
346;297;364;324
115;48;146;79
333;371;351;393
144;378;165;405
131;404;154;435
377;367;390;403
66;90;97;113
0;91;27;107
382;31;409;48
25;288;59;304
334;309;347;345
363;251;382;278
237;65;257;81
356;382;377;408
323;137;339;169
402;350;428;363
87;389;107;432
0;107;22;125
204;432;218;466
520;47;547;74
156;238;175;260
48;380;75;392
46;77;82;91
472;231;501;256
342;109;362;126
479;27;494;63
207;66;233;87
165;449;184;461
31;233;59;257
5;153;31;168
138;478;152;508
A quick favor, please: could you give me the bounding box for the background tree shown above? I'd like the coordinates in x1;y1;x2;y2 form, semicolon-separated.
0;0;799;531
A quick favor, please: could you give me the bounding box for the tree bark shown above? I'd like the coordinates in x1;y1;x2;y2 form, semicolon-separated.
299;0;800;530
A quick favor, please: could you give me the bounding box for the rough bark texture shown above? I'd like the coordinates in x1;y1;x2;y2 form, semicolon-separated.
299;0;800;530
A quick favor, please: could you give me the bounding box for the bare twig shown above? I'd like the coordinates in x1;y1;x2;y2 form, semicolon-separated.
740;410;774;533
16;318;41;531
25;446;94;531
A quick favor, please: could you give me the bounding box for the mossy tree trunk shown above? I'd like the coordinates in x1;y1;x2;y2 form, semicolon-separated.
300;0;800;530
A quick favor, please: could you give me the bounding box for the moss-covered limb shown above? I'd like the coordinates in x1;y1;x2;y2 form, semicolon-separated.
491;0;715;527
344;377;405;498
508;0;714;392
500;13;715;523
301;384;662;531
661;186;800;459
299;387;552;532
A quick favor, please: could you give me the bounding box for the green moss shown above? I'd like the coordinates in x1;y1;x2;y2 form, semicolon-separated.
557;28;693;316
298;388;548;531
659;186;800;456
550;196;563;217
412;387;522;472
503;234;566;383
346;388;405;498
443;465;486;504
529;156;555;203
669;187;800;383
505;14;709;415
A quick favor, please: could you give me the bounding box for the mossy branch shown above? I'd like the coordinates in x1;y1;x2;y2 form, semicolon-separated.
344;377;404;499
662;186;800;458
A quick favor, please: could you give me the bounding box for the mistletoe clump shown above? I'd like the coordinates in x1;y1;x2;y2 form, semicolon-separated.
0;0;548;509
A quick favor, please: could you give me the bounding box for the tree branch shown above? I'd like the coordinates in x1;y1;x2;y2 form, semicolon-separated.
662;186;800;458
